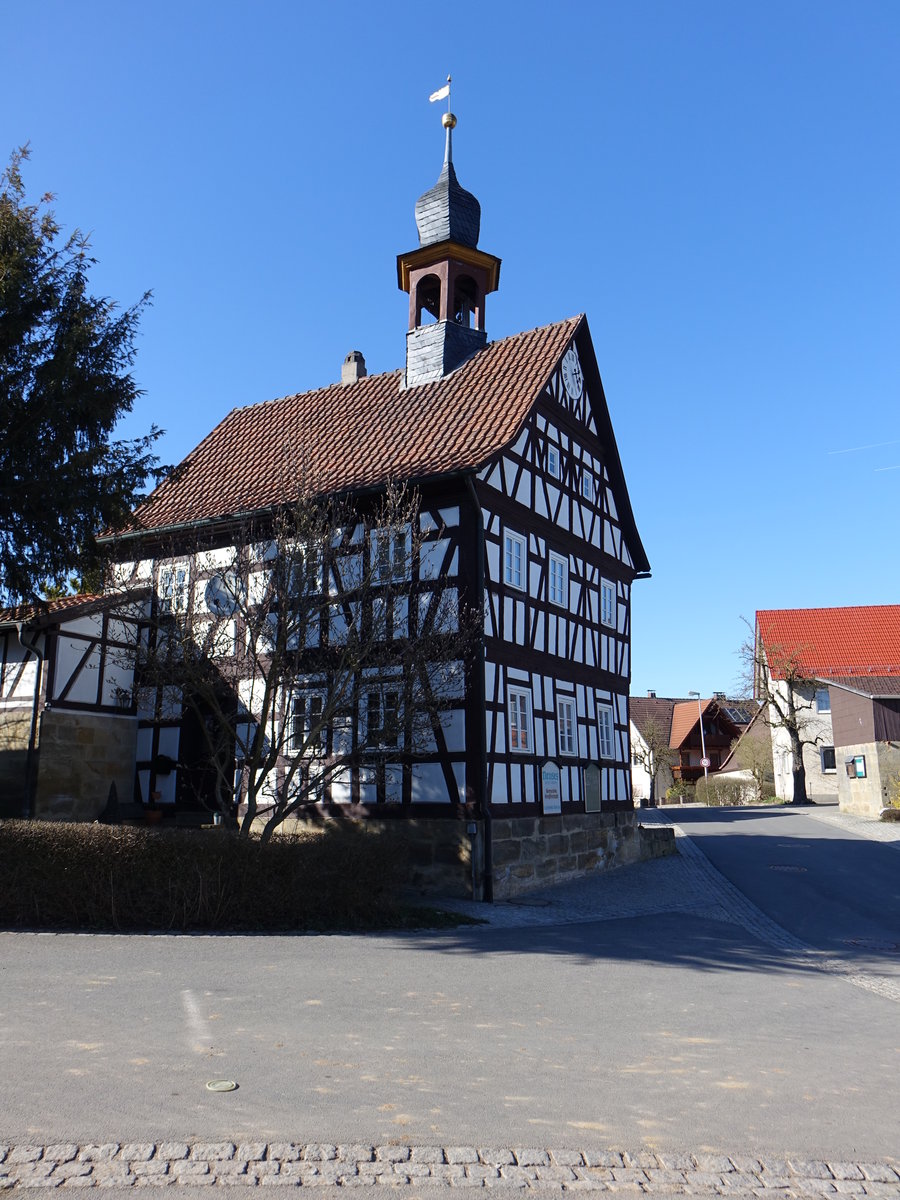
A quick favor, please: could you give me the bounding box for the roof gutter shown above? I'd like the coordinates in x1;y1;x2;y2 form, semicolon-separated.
97;471;484;548
464;473;492;903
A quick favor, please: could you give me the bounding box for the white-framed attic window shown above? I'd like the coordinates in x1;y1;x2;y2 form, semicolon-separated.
503;530;526;591
600;578;616;628
548;551;568;607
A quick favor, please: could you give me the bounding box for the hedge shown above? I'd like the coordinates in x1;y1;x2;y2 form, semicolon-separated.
0;819;439;932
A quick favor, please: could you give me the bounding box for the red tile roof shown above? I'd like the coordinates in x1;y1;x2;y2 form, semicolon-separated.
0;594;104;625
127;317;584;534
631;696;751;749
669;699;713;750
756;606;900;679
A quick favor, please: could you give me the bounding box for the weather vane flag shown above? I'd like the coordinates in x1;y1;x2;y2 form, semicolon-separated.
429;76;451;106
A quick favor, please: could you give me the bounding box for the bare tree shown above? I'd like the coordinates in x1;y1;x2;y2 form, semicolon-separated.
728;727;774;802
740;620;823;805
631;716;675;807
131;482;475;842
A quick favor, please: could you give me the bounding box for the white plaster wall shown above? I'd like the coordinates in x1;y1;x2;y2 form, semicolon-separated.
767;680;837;801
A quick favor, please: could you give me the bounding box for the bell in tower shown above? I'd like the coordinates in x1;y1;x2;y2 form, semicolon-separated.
397;105;501;387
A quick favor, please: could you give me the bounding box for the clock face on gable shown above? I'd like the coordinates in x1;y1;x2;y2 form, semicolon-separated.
561;347;583;400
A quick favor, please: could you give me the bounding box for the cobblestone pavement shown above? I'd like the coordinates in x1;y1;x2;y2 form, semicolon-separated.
1;1142;899;1194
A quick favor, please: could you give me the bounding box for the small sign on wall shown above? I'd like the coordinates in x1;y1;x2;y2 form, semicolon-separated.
845;755;867;779
541;760;561;813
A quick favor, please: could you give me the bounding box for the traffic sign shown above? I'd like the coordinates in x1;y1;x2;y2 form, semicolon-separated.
700;757;711;768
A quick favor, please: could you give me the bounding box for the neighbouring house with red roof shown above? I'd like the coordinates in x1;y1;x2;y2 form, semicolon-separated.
755;606;900;813
0;593;144;819
84;111;672;898
630;693;754;804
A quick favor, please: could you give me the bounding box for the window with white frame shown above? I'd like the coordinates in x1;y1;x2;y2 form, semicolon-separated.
598;704;615;759
546;444;560;480
821;745;836;773
371;528;411;583
600;578;616;628
581;470;594;501
508;686;532;753
503;530;526;590
159;564;188;615
284;544;322;597
548;551;568;607
366;688;400;747
290;690;326;754
557;696;577;756
815;687;831;714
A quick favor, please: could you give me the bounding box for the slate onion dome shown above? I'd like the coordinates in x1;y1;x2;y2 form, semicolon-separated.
397;105;502;388
414;112;482;250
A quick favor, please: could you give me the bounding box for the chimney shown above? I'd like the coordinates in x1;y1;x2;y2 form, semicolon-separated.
341;350;366;385
713;691;726;700
647;689;656;698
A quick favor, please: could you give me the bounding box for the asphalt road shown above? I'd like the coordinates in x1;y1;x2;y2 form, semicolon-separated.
658;804;900;969
1;805;898;1168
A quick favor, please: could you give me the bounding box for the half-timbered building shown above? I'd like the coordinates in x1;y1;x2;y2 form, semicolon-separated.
0;594;143;819
92;111;667;896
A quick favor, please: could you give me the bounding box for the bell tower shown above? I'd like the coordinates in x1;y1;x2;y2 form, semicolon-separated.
397;105;501;387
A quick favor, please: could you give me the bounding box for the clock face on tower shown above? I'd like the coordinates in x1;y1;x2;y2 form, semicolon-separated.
561;347;583;400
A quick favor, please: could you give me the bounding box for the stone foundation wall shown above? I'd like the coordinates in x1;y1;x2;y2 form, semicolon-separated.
838;740;900;818
269;809;674;901
490;811;675;900
33;710;138;822
0;708;32;816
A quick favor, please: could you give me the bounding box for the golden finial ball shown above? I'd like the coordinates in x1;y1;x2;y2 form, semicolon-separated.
442;112;457;129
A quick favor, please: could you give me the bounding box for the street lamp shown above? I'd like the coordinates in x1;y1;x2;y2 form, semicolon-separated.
688;691;709;789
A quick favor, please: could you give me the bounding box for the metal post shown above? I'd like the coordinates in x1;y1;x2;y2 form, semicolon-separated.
688;691;709;791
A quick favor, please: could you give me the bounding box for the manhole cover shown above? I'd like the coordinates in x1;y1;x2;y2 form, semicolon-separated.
205;1079;238;1092
843;938;900;952
769;864;807;873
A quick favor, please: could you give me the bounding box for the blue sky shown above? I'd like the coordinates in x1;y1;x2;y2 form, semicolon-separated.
4;1;899;699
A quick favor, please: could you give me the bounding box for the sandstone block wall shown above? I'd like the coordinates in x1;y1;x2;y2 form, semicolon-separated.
0;709;32;816
33;710;138;822
490;811;675;899
263;810;674;901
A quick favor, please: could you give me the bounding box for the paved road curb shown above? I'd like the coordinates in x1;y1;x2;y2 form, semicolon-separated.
1;1143;899;1193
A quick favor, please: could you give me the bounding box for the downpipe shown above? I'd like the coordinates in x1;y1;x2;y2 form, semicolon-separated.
464;474;492;902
